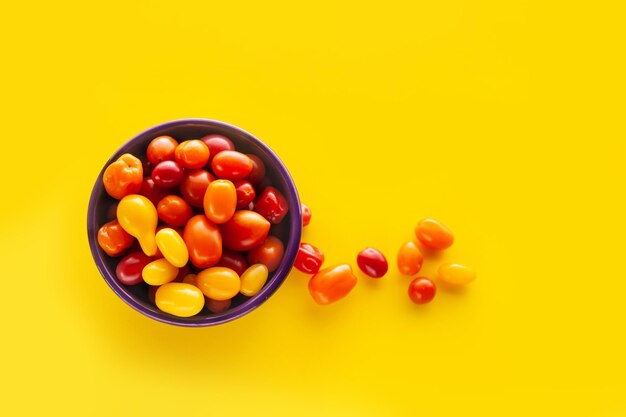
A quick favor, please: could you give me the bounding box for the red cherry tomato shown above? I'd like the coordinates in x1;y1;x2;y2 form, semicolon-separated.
255;186;289;224
217;249;249;276
141;158;156;177
200;134;235;164
205;297;231;314
301;204;311;227
308;264;357;305
356;247;388;278
103;153;143;200
247;236;284;272
183;215;222;268
220;210;270;251
212;151;253;180
147;136;178;164
415;218;454;251
245;154;266;185
115;251;152;285
233;180;256;209
408;277;436;304
397;241;424;276
152;160;184;187
294;242;325;274
179;169;214;207
175;140;210;169
139;177;169;206
97;219;134;257
157;195;193;227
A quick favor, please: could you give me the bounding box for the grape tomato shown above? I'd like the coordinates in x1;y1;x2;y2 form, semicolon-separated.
308;264;357;305
211;151;253;180
203;179;237;224
397;241;424;276
220;210;270;251
415;218;454;251
356;247;388;278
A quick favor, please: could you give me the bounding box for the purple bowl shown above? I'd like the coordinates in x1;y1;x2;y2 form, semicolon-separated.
87;119;302;326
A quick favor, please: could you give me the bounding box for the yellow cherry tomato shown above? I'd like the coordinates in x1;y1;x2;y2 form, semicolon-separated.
240;264;269;296
195;267;240;300
437;263;476;286
117;194;158;256
182;274;197;285
156;283;205;317
155;227;189;268
203;179;237;224
142;258;179;286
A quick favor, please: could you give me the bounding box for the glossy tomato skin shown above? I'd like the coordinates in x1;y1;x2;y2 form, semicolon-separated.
247;236;284;272
408;277;436;304
103;153;143;200
212;151;253;180
152;160;184;188
308;264;357;305
147;136;178;164
245;154;266;185
183;215;223;268
217;249;249;276
200;134;235;165
254;186;289;224
233;180;256;209
157;195;193;227
397;241;424;276
175;140;210;169
97;219;134;256
203;179;237;224
220;210;270;251
356;247;388;278
415;218;454;251
294;242;325;274
139;177;169;206
301;204;312;227
179;169;214;207
115;251;152;285
205;297;231;314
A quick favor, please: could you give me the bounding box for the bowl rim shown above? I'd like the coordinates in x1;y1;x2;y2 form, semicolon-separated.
87;118;302;327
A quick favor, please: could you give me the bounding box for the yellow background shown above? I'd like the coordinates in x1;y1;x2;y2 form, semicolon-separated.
1;1;625;416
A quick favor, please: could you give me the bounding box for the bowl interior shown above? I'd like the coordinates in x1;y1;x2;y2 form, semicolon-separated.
88;119;301;326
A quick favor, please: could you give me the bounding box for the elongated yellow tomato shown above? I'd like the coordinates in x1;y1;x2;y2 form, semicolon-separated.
156;283;205;317
195;267;240;300
117;194;158;256
142;258;179;286
203;179;237;224
155;228;189;267
437;263;476;286
240;264;269;296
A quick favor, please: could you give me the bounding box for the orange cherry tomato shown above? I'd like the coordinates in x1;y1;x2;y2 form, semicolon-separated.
103;153;143;200
308;264;357;305
212;151;253;180
220;210;271;251
179;169;214;207
203;179;237;224
415;218;454;250
183;215;222;268
247;236;284;272
97;219;134;256
397;241;423;276
175;139;210;169
147;136;178;164
157;195;193;227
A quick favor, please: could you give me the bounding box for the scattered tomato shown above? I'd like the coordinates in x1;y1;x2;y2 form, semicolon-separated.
308;264;357;305
356;247;388;278
294;242;324;274
408;277;436;304
397;241;423;276
301;203;312;227
415;218;454;251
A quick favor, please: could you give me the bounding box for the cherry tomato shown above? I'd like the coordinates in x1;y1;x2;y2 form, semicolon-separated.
152;160;184;188
302;203;312;227
155;227;189;268
173;265;191;282
117;195;158;256
356;247;388;278
196;267;241;300
142;258;179;286
139;177;169;206
203;179;237;224
205;297;231;314
156;283;205;317
153;225;183;259
147;136;178;165
97;219;134;257
233;180;256;209
308;264;357;305
294;242;325;274
245;154;266;185
200;134;235;164
408;277;436;304
415;218;454;250
247;236;284;272
217;249;249;276
157;195;193;227
179;169;214;207
103;153;143;200
437;263;476;286
116;251;152;285
212;150;253;180
141;158;156;177
397;241;424;276
175;139;210;169
255;186;289;224
183;215;223;268
240;264;269;296
220;210;270;251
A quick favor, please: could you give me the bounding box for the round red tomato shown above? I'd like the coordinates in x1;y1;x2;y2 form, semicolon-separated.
179;169;214;207
233;180;256;209
183;215;223;268
201;134;235;164
408;277;436;304
139;177;169;206
219;210;270;251
247;235;284;272
152;160;184;187
212;151;253;180
245;154;266;185
116;251;152;285
147;136;178;164
157;195;193;227
217;249;249;276
175;140;210;169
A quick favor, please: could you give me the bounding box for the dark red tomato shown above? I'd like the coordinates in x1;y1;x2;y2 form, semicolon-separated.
183;215;223;268
356;247;388;278
212;151;253;180
152;160;184;187
200;134;235;164
147;136;178;165
408;277;436;304
175;139;210;169
173;264;191;282
245;154;266;185
141;158;156;177
139;177;169;206
97;220;134;257
294;242;324;274
217;249;249;276
255;186;289;224
233;180;256;209
179;169;214;207
219;210;270;251
247;236;284;272
205;297;231;313
116;251;152;285
301;203;311;227
157;195;193;227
